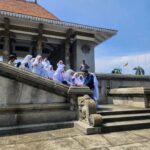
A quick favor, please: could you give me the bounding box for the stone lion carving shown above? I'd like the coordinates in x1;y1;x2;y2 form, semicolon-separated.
78;95;102;127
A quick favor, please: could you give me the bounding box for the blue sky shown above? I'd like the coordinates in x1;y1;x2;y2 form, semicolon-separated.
38;0;150;74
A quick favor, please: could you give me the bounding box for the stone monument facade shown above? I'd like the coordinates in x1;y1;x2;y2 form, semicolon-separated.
0;0;117;72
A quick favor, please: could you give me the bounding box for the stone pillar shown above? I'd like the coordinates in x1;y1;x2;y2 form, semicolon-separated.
3;18;10;62
65;41;70;70
36;23;43;55
74;40;95;72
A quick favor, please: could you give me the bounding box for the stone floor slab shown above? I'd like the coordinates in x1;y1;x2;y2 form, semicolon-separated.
0;128;150;150
131;129;150;139
103;131;147;146
0;131;53;146
108;143;150;150
88;148;109;150
0;137;85;150
50;128;82;139
74;135;110;149
141;141;150;148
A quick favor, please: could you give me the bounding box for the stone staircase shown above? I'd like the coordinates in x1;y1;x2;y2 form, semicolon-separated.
0;103;75;135
0;62;91;135
97;108;150;133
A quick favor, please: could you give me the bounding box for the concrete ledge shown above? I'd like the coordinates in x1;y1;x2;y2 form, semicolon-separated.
68;86;91;96
109;87;145;95
108;87;150;108
96;73;150;81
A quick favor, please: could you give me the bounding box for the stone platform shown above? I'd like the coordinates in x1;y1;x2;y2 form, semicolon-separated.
0;128;150;150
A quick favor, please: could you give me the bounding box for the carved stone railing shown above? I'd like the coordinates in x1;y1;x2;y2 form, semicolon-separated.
0;62;93;108
0;62;68;96
77;95;103;127
68;86;92;111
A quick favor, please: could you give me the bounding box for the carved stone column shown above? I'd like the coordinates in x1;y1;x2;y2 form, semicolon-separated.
65;41;70;70
3;18;10;62
36;23;43;55
65;28;75;70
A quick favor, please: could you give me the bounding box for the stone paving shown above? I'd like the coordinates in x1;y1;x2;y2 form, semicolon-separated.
0;128;150;150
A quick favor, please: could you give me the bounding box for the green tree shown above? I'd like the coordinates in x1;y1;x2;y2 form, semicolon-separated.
133;66;145;75
111;68;122;74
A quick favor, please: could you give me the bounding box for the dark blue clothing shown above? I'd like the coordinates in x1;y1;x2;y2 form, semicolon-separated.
84;73;94;90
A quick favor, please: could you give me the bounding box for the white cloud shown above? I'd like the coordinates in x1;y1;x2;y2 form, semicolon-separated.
95;53;150;75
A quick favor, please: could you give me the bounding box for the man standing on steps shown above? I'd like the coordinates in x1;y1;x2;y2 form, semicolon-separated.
80;60;90;72
83;70;99;109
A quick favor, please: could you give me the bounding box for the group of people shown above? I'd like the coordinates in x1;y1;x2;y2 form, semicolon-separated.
7;54;99;108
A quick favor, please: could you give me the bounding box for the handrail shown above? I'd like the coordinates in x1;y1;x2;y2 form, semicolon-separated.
0;62;69;96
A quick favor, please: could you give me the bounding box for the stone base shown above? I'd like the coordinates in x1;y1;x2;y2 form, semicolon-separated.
74;121;101;135
0;122;74;136
0;104;77;127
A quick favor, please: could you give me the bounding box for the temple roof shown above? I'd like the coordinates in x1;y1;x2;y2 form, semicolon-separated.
0;0;59;20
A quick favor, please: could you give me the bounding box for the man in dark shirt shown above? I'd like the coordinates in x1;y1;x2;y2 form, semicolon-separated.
83;70;94;90
80;60;90;71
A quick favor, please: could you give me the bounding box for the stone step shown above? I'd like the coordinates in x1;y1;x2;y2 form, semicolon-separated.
0;103;71;112
0;121;74;136
74;121;101;135
103;113;150;123
97;108;150;116
102;119;150;133
0;110;77;127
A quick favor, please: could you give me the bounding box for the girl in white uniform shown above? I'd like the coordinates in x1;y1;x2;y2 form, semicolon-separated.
32;55;43;76
46;65;55;80
20;55;32;72
53;68;64;83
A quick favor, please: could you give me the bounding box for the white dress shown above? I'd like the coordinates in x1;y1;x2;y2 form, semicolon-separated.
53;68;64;83
91;73;99;107
32;56;43;76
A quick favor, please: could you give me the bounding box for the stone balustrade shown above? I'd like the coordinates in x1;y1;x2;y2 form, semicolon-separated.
108;87;150;108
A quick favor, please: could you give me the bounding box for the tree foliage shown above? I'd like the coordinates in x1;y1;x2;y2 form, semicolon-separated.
133;66;145;75
111;68;122;74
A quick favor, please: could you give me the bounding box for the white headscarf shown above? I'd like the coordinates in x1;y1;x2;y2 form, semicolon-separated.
30;58;35;65
57;60;65;71
53;68;64;83
72;72;82;85
64;69;75;85
42;58;51;69
20;55;32;71
78;74;84;85
46;65;54;79
32;55;43;76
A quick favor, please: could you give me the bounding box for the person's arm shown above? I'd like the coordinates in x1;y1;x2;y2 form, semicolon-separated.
86;64;90;69
80;64;83;71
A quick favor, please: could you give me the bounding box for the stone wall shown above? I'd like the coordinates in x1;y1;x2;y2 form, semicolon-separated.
96;73;150;104
0;76;66;106
0;62;69;106
0;62;91;131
